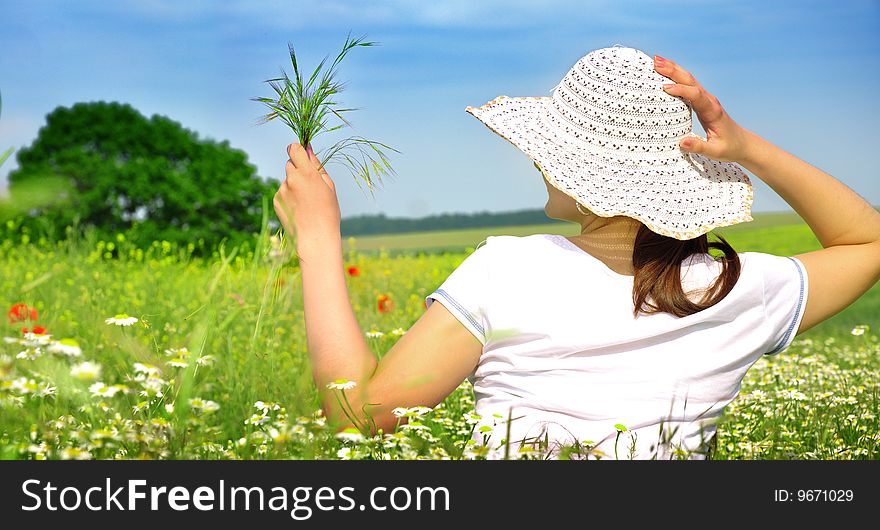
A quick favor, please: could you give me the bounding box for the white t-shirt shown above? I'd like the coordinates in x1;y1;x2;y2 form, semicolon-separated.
425;233;809;459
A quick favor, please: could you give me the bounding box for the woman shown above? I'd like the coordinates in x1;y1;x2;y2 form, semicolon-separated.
273;46;880;459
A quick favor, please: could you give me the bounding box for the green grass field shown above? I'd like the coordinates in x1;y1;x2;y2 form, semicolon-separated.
343;210;807;254
1;213;878;459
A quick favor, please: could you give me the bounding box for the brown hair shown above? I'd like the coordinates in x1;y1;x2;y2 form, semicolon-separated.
631;223;741;318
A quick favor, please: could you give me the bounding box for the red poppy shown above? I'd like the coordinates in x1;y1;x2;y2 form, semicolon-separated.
347;266;360;277
377;294;394;313
8;303;38;324
22;325;47;335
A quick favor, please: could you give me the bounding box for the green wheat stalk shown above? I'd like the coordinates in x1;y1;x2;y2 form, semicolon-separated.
252;31;399;196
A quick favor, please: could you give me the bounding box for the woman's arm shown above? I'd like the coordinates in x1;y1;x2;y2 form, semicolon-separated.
738;132;880;249
297;234;483;436
654;55;880;336
296;232;379;431
737;131;880;334
276;143;483;435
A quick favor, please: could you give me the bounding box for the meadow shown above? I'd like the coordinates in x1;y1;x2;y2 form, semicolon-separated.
1;213;878;459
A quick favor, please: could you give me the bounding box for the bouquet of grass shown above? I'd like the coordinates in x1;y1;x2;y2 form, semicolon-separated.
253;31;398;196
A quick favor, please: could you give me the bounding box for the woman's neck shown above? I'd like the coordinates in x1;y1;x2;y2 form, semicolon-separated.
568;216;641;269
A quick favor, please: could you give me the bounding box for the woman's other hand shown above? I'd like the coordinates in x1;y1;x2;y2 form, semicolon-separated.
274;143;341;242
654;55;752;164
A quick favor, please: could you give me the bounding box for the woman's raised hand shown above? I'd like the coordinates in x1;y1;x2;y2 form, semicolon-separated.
274;143;341;243
654;55;753;164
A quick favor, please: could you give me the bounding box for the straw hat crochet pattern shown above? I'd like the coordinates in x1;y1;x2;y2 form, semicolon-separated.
465;44;754;240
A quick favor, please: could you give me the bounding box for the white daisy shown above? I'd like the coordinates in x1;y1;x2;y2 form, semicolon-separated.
36;383;56;397
464;412;483;424
164;346;190;357
406;406;433;418
335;427;365;443
2;395;25;408
195;355;215;366
22;332;52;345
400;421;430;431
188;397;220;413
16;349;43;361
253;400;280;411
137;376;167;397
133;362;161;376
365;330;384;338
390;327;406;336
327;379;357;391
27;443;48;455
8;377;39;394
269;427;290;443
392;406;433;418
88;382;121;398
60;447;92;460
70;361;102;381
105;314;138;326
167;358;188;368
48;338;82;357
246;413;270;426
851;325;869;336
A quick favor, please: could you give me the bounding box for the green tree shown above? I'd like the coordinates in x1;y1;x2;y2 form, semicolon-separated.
7;101;275;249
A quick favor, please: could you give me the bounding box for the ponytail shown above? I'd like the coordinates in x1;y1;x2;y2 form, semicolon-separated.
631;224;741;318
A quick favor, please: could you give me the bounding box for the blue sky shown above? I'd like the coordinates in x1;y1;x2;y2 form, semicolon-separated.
1;0;878;219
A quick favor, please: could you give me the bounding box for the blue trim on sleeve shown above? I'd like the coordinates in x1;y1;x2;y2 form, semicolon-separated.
765;256;806;356
427;288;485;339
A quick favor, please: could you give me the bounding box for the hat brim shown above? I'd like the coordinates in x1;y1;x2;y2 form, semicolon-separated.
465;95;754;240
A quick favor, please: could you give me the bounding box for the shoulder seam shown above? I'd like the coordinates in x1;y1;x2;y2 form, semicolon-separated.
432;288;486;339
764;256;806;356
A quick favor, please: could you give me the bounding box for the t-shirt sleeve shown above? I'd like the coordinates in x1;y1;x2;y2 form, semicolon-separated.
424;239;492;346
759;253;809;356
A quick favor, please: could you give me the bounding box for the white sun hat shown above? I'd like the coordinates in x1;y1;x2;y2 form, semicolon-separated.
465;44;754;241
